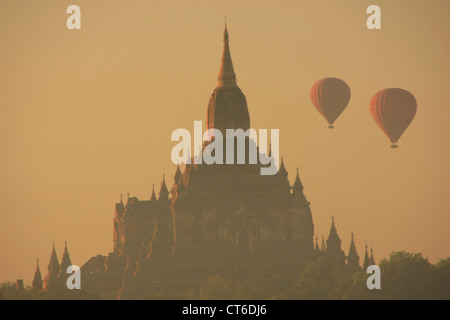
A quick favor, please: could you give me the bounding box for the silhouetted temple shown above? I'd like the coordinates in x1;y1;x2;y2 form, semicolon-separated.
33;26;374;299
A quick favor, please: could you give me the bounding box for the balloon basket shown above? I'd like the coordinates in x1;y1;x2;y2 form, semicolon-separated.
328;125;334;129
391;144;398;149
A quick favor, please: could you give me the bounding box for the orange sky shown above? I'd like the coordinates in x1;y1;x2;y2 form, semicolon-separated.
1;0;449;284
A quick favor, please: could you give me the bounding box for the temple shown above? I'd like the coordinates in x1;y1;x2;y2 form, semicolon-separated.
33;25;374;299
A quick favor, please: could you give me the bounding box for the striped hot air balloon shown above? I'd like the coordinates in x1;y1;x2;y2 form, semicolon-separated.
310;77;351;129
370;88;417;148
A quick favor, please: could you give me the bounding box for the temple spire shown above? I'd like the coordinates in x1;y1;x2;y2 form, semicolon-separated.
370;245;376;265
151;184;157;201
350;232;356;248
207;24;250;135
59;240;72;281
320;235;327;251
217;24;237;88
293;167;304;192
347;232;360;271
278;157;287;175
325;217;345;264
363;243;371;270
327;216;340;246
32;259;43;291
159;174;169;202
292;166;307;203
44;242;60;289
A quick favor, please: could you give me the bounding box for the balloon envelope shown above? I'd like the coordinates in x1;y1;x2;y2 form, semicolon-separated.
370;88;417;146
310;78;351;128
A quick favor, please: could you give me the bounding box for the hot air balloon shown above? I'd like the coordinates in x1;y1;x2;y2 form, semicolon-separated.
370;88;417;148
310;77;351;129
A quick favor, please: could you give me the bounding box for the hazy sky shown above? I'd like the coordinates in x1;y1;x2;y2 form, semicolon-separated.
1;0;449;284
